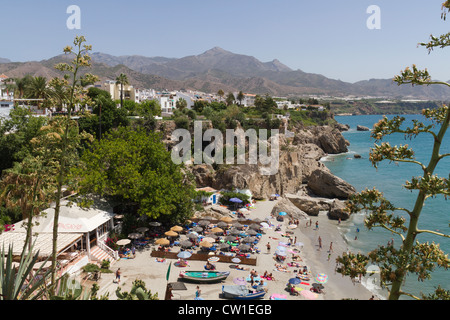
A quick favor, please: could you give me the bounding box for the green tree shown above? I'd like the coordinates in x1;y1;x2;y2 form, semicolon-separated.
336;4;450;300
226;92;235;106
76;126;196;224
176;98;188;111
25;76;50;107
217;89;225;101
237;91;245;106
115;73;129;109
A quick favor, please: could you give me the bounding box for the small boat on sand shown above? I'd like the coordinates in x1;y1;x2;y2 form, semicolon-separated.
178;271;230;283
221;285;266;300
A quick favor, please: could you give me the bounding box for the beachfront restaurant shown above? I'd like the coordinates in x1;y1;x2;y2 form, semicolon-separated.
0;198;117;275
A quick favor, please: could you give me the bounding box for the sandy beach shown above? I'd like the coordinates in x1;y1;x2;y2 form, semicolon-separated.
94;199;375;300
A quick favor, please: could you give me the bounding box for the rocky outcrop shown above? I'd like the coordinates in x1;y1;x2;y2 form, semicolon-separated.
307;168;356;199
190;164;215;187
327;199;350;220
285;194;332;216
211;142;326;199
271;197;309;220
334;123;350;132
293;126;349;154
357;125;370;131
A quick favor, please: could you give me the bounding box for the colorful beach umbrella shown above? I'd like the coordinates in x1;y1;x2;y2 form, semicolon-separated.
177;251;192;259
208;256;220;263
278;212;287;216
288;278;301;285
315;273;329;284
229;198;243;203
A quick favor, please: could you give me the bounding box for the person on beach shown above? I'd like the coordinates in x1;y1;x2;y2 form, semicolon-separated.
315;221;319;230
266;242;271;253
195;286;203;300
318;236;322;250
115;268;121;283
329;242;333;252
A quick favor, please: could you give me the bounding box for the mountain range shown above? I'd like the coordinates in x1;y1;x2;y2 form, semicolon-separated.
1;47;449;100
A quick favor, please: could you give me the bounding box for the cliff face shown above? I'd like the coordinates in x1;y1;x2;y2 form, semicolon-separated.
186;125;355;201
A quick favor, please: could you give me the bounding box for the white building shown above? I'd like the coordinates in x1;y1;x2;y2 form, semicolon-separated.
157;92;177;114
0;198;119;275
176;91;196;109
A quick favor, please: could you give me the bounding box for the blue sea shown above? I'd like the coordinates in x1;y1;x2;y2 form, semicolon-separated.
322;114;450;300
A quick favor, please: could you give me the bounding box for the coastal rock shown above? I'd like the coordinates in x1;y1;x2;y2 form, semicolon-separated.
307;168;356;199
212;142;326;199
190;164;215;187
354;154;362;159
327;199;350;221
271;197;309;220
334;123;350;132
357;125;370;131
293;126;348;154
285;194;331;216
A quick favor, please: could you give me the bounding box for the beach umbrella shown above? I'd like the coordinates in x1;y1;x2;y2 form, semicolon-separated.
237;244;250;252
171;226;183;232
149;221;161;227
155;238;170;246
288;278;301;285
136;227;149;233
117;239;131;246
246;229;258;236
301;290;318;300
224;236;237;242
229;228;241;235
217;221;228;228
315;273;328;284
200;241;212;248
233;277;246;285
275;250;287;257
232;222;244;229
288;224;297;229
242;236;256;243
186;233;198;240
210;227;224;234
208;256;220;263
260;222;270;229
251;218;262;223
218;243;230;250
179;240;194;248
192;226;203;233
231;258;241;263
229;198;243;203
237;217;248;222
165;230;178;237
278;211;287;216
128;233;142;239
202;237;216;243
220;216;233;223
177;251;192;259
249;223;262;230
239;208;249;213
198;220;210;226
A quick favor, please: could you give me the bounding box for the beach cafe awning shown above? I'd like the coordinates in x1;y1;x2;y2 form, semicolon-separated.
0;232;82;258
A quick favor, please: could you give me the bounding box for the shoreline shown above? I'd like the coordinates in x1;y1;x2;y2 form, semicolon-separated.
94;199;378;300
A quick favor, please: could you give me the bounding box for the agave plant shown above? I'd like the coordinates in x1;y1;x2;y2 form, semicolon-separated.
0;243;51;300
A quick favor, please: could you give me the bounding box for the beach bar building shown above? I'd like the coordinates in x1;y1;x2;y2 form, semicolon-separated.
195;187;221;205
0;198;118;275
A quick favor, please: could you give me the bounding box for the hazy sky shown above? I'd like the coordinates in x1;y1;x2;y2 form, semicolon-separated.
1;0;449;83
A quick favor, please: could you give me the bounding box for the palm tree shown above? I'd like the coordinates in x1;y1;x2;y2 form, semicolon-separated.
115;73;129;109
226;92;235;106
25;76;50;107
237;91;245;106
14;75;33;99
